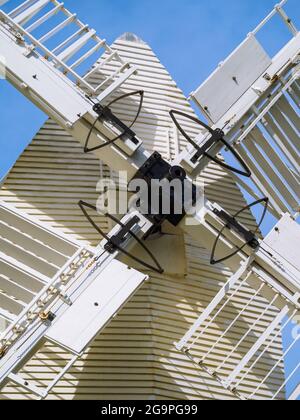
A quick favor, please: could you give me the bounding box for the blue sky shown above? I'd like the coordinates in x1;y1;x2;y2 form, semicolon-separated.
0;0;299;398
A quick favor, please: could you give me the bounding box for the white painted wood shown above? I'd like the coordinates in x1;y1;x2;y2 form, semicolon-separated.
192;36;271;124
8;0;37;19
182;11;300;221
226;306;289;387
0;33;287;401
0;202;79;256
47;260;148;354
56;30;97;64
289;383;300;400
13;0;50;26
8;373;45;398
176;259;253;351
0;1;138;121
38;14;76;43
26;3;63;33
0;200;86;338
263;214;300;274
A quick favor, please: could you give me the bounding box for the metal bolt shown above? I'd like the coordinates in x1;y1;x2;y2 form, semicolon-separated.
264;73;271;81
39;312;49;321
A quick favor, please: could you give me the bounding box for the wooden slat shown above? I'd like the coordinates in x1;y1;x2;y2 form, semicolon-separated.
251;126;299;195
0;221;69;266
26;3;64;33
245;133;298;211
0;237;58;277
13;0;50;26
277;96;300;132
270;105;299;154
56;30;96;64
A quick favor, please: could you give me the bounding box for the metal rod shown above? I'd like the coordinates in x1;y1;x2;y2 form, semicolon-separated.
250;0;289;35
189;276;250;350
226;306;290;387
236;68;299;146
216;293;278;373
43;353;79;397
25;3;63;33
276;4;298;36
38;14;76;43
235;310;297;389
250;333;300;398
176;258;254;352
272;361;300;400
203;283;265;364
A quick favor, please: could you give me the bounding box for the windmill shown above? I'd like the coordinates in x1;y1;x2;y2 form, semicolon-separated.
0;0;299;400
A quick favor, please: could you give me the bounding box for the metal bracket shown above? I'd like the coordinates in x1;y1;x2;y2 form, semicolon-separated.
38;312;56;322
169;110;252;177
92;103;139;145
212;208;259;249
132;152;197;231
84;90;143;153
104;216;140;253
190;128;225;164
78;201;164;274
211;198;269;265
